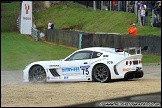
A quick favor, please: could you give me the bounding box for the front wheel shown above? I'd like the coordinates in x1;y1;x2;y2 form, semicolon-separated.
30;66;46;83
92;64;111;83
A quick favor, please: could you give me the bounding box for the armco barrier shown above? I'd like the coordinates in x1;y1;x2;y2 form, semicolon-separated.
45;29;161;55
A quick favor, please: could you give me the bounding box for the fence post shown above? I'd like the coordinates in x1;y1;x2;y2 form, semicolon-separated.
134;2;137;15
117;1;120;11
138;10;142;26
93;1;96;10
79;34;82;49
109;1;111;10
126;1;128;12
101;1;103;10
151;10;154;27
36;30;40;41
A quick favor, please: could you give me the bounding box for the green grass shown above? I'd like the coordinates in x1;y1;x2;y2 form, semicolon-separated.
1;2;161;35
1;32;76;71
1;2;20;32
142;54;161;63
1;32;161;71
33;1;161;36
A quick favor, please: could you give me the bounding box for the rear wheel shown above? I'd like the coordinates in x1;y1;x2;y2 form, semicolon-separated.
92;64;111;83
30;66;46;83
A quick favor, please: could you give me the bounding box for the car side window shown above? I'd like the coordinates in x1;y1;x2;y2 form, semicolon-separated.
65;51;92;61
92;51;103;58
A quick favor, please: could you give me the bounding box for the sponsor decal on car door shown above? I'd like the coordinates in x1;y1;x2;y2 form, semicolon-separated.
61;60;91;76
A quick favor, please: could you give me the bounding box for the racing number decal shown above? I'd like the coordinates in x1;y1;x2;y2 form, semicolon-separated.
81;68;89;75
80;65;90;75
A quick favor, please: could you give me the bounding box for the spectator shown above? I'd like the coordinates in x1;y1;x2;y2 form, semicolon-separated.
48;19;54;29
139;2;147;10
127;22;133;34
146;1;153;16
113;1;118;11
140;4;146;26
154;1;161;17
151;1;157;8
127;23;137;36
128;1;134;12
150;14;158;26
137;1;141;10
142;1;149;16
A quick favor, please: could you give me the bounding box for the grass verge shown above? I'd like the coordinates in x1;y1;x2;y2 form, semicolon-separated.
1;32;75;70
1;32;161;71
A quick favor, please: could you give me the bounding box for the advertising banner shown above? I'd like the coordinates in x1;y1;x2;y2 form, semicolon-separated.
20;1;32;34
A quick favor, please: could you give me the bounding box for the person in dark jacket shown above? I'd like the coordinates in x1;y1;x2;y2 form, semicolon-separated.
48;19;54;29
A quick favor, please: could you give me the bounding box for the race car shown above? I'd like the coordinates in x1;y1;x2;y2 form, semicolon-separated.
23;46;147;83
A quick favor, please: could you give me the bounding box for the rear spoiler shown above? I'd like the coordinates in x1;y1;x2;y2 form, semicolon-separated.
115;46;148;54
123;46;148;51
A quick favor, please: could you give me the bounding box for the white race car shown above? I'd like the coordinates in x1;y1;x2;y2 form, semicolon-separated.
23;46;147;83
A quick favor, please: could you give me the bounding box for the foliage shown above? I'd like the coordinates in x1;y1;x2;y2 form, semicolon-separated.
1;2;20;32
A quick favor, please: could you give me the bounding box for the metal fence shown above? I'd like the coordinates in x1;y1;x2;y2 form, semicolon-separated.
31;27;40;41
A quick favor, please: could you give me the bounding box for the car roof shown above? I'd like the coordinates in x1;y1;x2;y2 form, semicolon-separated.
78;47;116;53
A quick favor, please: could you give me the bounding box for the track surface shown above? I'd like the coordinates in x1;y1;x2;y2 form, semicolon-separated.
1;63;161;107
1;63;161;85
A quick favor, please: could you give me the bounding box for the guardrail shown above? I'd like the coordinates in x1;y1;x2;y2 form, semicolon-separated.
31;27;40;41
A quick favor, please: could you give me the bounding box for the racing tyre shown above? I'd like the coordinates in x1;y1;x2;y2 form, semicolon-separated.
30;66;46;83
92;64;111;83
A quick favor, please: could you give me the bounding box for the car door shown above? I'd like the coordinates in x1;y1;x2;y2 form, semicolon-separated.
60;51;93;77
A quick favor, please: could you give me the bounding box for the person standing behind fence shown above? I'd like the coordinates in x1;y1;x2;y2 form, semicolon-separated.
154;1;161;18
127;23;137;36
113;1;118;11
48;19;54;29
140;4;146;26
127;22;133;34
